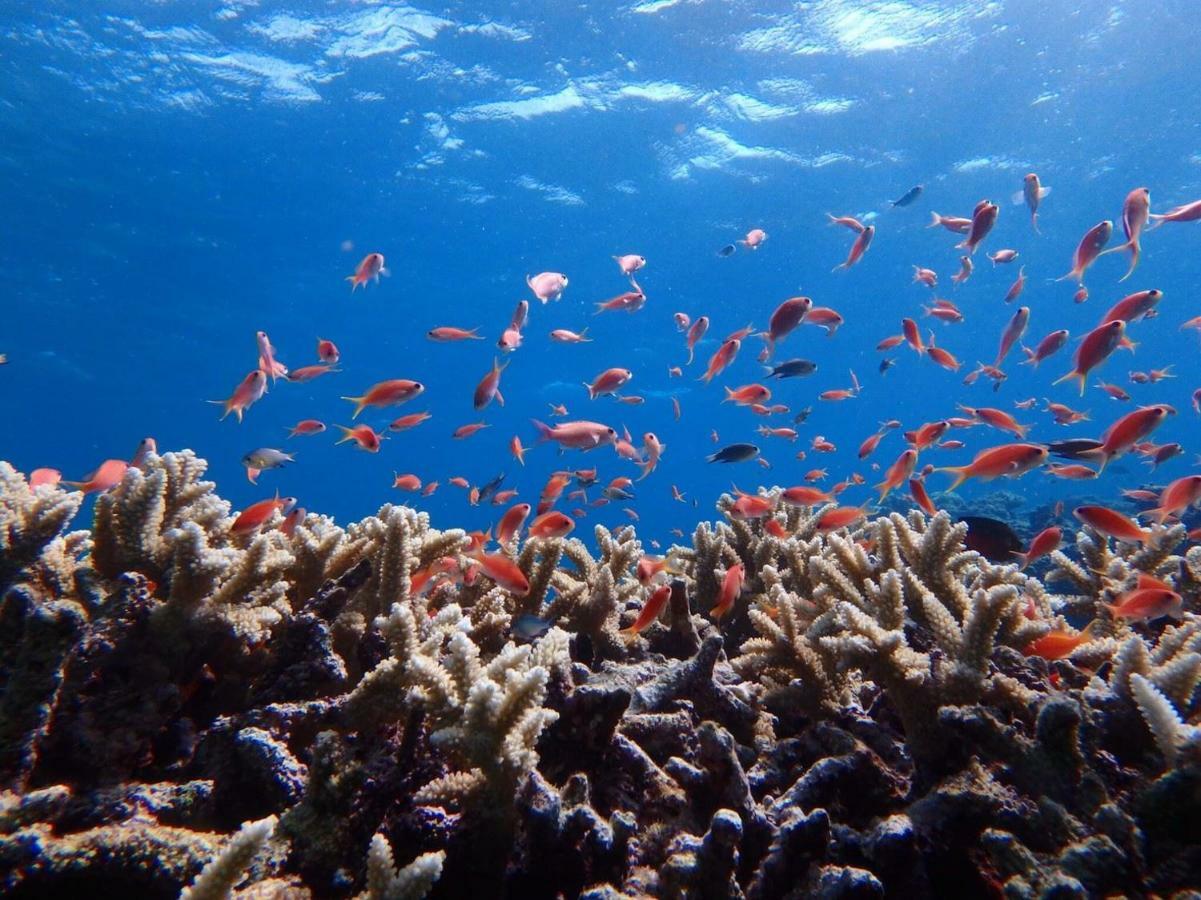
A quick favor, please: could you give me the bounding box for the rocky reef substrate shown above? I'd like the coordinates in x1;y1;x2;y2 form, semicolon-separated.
1;451;1199;898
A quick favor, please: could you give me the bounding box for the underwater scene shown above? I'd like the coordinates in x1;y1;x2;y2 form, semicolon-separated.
2;1;1201;897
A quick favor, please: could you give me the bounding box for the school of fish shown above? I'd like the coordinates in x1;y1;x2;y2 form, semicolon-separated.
32;182;1201;633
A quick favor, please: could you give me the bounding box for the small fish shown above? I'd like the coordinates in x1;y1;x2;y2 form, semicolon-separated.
1097;186;1150;282
585;367;633;399
1073;505;1149;543
335;424;384;452
739;228;768;249
621;583;673;636
891;184;923;207
613;254;646;276
511;613;554;642
527;272;569;304
833;224;874;272
937;443;1048;491
957;201;999;255
764;358;817;379
1013;173;1051;233
879;357;896;375
1104;572;1182;623
211;370;267;423
710;562;745;621
707;443;760;464
29;468;63;488
389;411;432;432
793;406;813;424
1053;320;1125;396
550;328;591;343
827;213;866;233
474;357;509;410
316;338;340;364
928;212;973;233
342;379;424;418
1014;526;1061;569
232;494;297;534
529;510;575;539
427;326;483;342
62;459;128;494
717;243;737;257
392;473;422;491
286;364;340;383
242;448;295;471
1058;220;1112;283
347;252;386;290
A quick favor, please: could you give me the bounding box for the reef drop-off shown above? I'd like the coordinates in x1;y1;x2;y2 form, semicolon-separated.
1;450;1199;898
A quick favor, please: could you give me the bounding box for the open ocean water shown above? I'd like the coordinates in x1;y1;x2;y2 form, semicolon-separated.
3;1;1201;541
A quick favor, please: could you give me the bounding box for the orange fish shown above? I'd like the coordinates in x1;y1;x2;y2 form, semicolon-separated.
1053;320;1125;396
928;212;973;233
342;379;424;418
256;331;287;383
453;422;490;440
724;384;771;406
957;201;998;255
232;494;297;534
621;583;673;636
510;435;527;465
391;474;421;492
316;338;340;364
474;357;509;410
389;411;432;432
958;405;1029;439
1045;464;1098;480
550;327;591;344
1022;329;1069;367
937;443;1048;491
427;326;483;342
1024;626;1097;661
1076;403;1175;472
804;307;843;337
1149;475;1201;524
29;468;63;489
335;424;384;453
950;255;973;285
902;318;924;354
286;364;340;383
710;562;745;621
1098;187;1150;281
1014;526;1061;570
586;367;633;399
470;550;530;596
827;213;866;232
1149;198;1201;228
699;339;740;385
347;252;385;290
279;506;305;537
876;449;918;501
496;502;531;544
1015;173;1051;233
1073;505;1149;543
905;420;950;450
211;370;267;423
909;478;936;515
63;459;128;494
1058;220;1112;283
685;316;709;365
529;510;575;539
832;224;874;271
1104;572;1182;623
816;505;868;533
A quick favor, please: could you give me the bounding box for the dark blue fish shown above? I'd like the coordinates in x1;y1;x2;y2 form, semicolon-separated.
717;244;737;257
793;406;813;424
879;357;896;375
891;184;923;207
765;358;817;379
478;472;506;503
707;443;760;463
1045;438;1103;461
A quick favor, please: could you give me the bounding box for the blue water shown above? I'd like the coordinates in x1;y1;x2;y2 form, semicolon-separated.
3;1;1199;543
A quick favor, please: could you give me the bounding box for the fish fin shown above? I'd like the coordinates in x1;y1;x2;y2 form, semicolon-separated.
1010;190;1026;206
936;466;969;492
927;211;942;228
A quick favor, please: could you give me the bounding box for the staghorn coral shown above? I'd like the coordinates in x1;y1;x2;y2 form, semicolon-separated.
1;449;1199;898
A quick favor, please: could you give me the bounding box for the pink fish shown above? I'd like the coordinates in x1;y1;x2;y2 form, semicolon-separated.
957;201;998;254
832;224;874;271
1098;187;1150;281
994;306;1029;369
526;272;569;303
1058;220;1112;283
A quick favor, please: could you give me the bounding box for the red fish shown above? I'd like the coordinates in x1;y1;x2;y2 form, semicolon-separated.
232;494;297;534
905;420;950;450
63;459;128;494
1015;173;1051;233
1053;320;1125;395
392;473;422;491
347;252;385;290
928;212;973;233
342;379;424;417
595;289;646;314
994;306;1029;369
1021;329;1069;367
816;505;868;533
621;584;673;636
1149;475;1201;524
316;338;340;364
287;419;326;438
780;485;833;507
1024;627;1096;661
1073;505;1149;543
1058;220;1112;283
951;255;973;285
256;331;287;383
902;318;924;354
211;370;267;423
1014;526;1061;569
685;316;709;365
1077;404;1175;472
586;367;633;399
453;422;490;440
1104;572;1182;623
700;339;740;385
957;201;998;254
389;411;432;432
474;357;509;410
833;224;874;271
470;550;530;596
804;308;844;337
335;424;384;452
710;562;745;621
428;326;483;342
937;443;1048;491
759;296;811;359
531;420;617;451
496;503;531;544
1098;187;1150;281
1003;266;1026;303
1149;198;1201;228
909;478;937;515
550;328;590;344
913;266;937;287
827;213;866;232
958;405;1029;439
29;468;63;489
877;449;918;501
529;510;575;539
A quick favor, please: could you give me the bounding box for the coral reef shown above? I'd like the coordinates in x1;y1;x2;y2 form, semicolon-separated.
0;451;1198;897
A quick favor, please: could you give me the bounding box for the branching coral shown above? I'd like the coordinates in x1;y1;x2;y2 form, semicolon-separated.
1;450;1199;898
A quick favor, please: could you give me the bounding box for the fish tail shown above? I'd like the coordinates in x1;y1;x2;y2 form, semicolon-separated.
830;262;846;273
1031;212;1040;234
340;396;366;419
686;347;695;366
1051;370;1086;396
1118;244;1140;282
530;419;554;443
927;211;942;228
1020;346;1036;366
936;466;969;492
1054;266;1081;283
